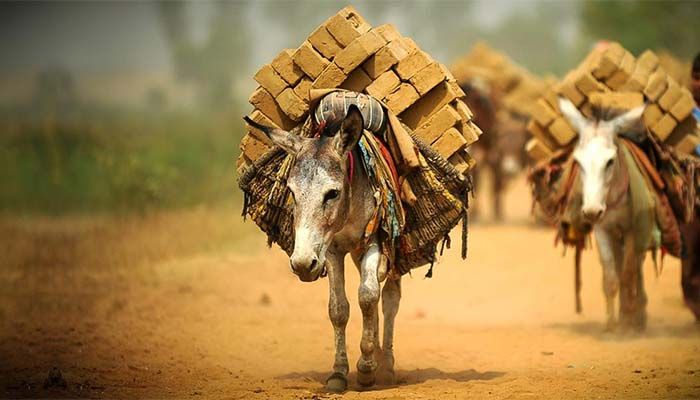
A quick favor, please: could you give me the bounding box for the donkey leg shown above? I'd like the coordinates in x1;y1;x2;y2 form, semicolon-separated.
380;277;401;380
356;242;381;387
618;236;646;332
325;251;350;392
595;228;620;331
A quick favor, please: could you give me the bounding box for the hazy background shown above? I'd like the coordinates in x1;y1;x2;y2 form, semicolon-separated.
0;0;697;215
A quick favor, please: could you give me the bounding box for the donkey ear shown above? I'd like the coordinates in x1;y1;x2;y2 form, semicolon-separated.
607;105;645;134
243;116;302;155
558;97;589;133
334;105;364;155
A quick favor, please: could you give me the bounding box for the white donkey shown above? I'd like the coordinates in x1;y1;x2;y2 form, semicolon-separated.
244;105;400;392
559;98;650;332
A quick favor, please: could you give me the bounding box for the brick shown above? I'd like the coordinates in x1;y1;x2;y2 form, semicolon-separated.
414;104;460;144
592;43;624;79
650;113;678;141
453;100;473;122
526;138;553;161
558;81;585;106
400;81;462;129
241;133;273;161
340;67;372;92
448;152;471;174
580;101;594;119
384;83;420;114
276;88;308;121
409;62;446;95
254;64;288;97
643;70;668;102
548;117;577;146
326;13;370;47
532;99;558;127
574;72;608;96
605;51;635;90
248;87;296;130
308;25;343;59
543;88;561;112
338;5;370;27
312;62;347;89
365;70;401;100
588;91;644;113
669;91;695;121
642;104;663;128
334;30;386;74
247;110;277;144
374;23;402;43
271;49;304;85
400;37;419;54
667;116;698;146
362;40;409;79
292;42;330;79
293;78;313;103
432;127;467;158
527;120;558;150
460;120;481;145
658;79;682;111
674;132;700;154
636;50;659;73
621;66;649;92
394;50;433;80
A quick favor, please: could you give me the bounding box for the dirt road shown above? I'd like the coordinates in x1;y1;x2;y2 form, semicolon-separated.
1;177;699;399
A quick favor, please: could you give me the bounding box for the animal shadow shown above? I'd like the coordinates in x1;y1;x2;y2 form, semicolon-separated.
547;320;700;340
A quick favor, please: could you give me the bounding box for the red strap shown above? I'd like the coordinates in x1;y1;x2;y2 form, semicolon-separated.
347;151;355;183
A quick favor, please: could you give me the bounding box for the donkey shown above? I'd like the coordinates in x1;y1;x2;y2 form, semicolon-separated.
244;105;400;392
559;98;650;332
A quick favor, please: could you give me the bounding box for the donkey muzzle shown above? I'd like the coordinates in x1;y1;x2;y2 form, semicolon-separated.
290;255;322;282
582;205;605;223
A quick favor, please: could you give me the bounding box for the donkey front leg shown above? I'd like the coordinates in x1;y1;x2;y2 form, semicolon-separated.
380;277;401;380
595;228;621;331
325;250;350;392
357;242;381;386
618;235;647;332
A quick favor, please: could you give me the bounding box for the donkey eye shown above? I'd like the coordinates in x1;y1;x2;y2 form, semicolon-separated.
323;189;340;203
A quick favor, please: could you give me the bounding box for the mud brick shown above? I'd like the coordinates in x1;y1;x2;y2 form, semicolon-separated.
468;119;483;137
362;40;409;79
460;120;481;145
574;72;608;96
447;80;466;98
558;81;585;107
334;30;386;74
241;133;273;161
326;12;371;47
651;113;678;141
292;42;330;79
248;87;296;130
548;117;577;146
543;88;561;112
337;5;370;26
384;83;420;114
658;79;682;111
247;110;276;144
374;24;402;43
340;67;372;92
636;50;659;73
409;63;445;95
669;91;695;121
673;132;700;154
453;100;473;122
439;63;457;82
271;49;304;86
605;52;635;90
432;127;467;158
293;78;313;103
592;42;624;79
312;62;347;89
621;66;649;92
532;99;558;127
527;120;558;150
526;138;553;161
365;70;400;100
414;104;460;144
642;104;663;128
580;101;594;119
643;70;668;102
276;88;309;121
254;64;288;97
667;116;698;146
308;25;343;60
448;152;470;174
394;50;433;80
400;81;462;129
236;154;250;175
589;91;644;112
400;37;419;54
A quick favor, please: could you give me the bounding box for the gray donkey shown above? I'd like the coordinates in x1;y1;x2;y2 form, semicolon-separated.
244;105;400;392
559;98;650;332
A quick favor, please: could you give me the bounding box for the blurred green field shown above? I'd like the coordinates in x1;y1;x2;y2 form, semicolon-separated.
0;106;244;215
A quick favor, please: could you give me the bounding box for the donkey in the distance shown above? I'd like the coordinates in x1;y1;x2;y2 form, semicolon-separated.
244;105;400;392
559;98;650;332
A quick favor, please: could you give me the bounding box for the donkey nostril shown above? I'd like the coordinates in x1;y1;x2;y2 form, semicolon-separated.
309;258;318;271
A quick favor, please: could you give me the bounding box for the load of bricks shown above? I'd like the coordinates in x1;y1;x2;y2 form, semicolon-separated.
526;42;700;162
238;6;481;176
657;50;692;89
450;41;552;120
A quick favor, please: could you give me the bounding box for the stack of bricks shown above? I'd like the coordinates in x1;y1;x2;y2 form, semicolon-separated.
526;42;700;162
238;6;481;176
451;42;550;120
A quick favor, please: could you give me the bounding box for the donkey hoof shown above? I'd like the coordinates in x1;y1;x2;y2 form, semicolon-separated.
357;370;376;387
325;372;347;393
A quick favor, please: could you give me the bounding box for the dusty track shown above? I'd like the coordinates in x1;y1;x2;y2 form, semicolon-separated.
1;177;699;399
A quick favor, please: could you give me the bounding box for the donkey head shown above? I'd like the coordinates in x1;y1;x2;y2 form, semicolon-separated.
559;98;644;223
244;105;364;282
